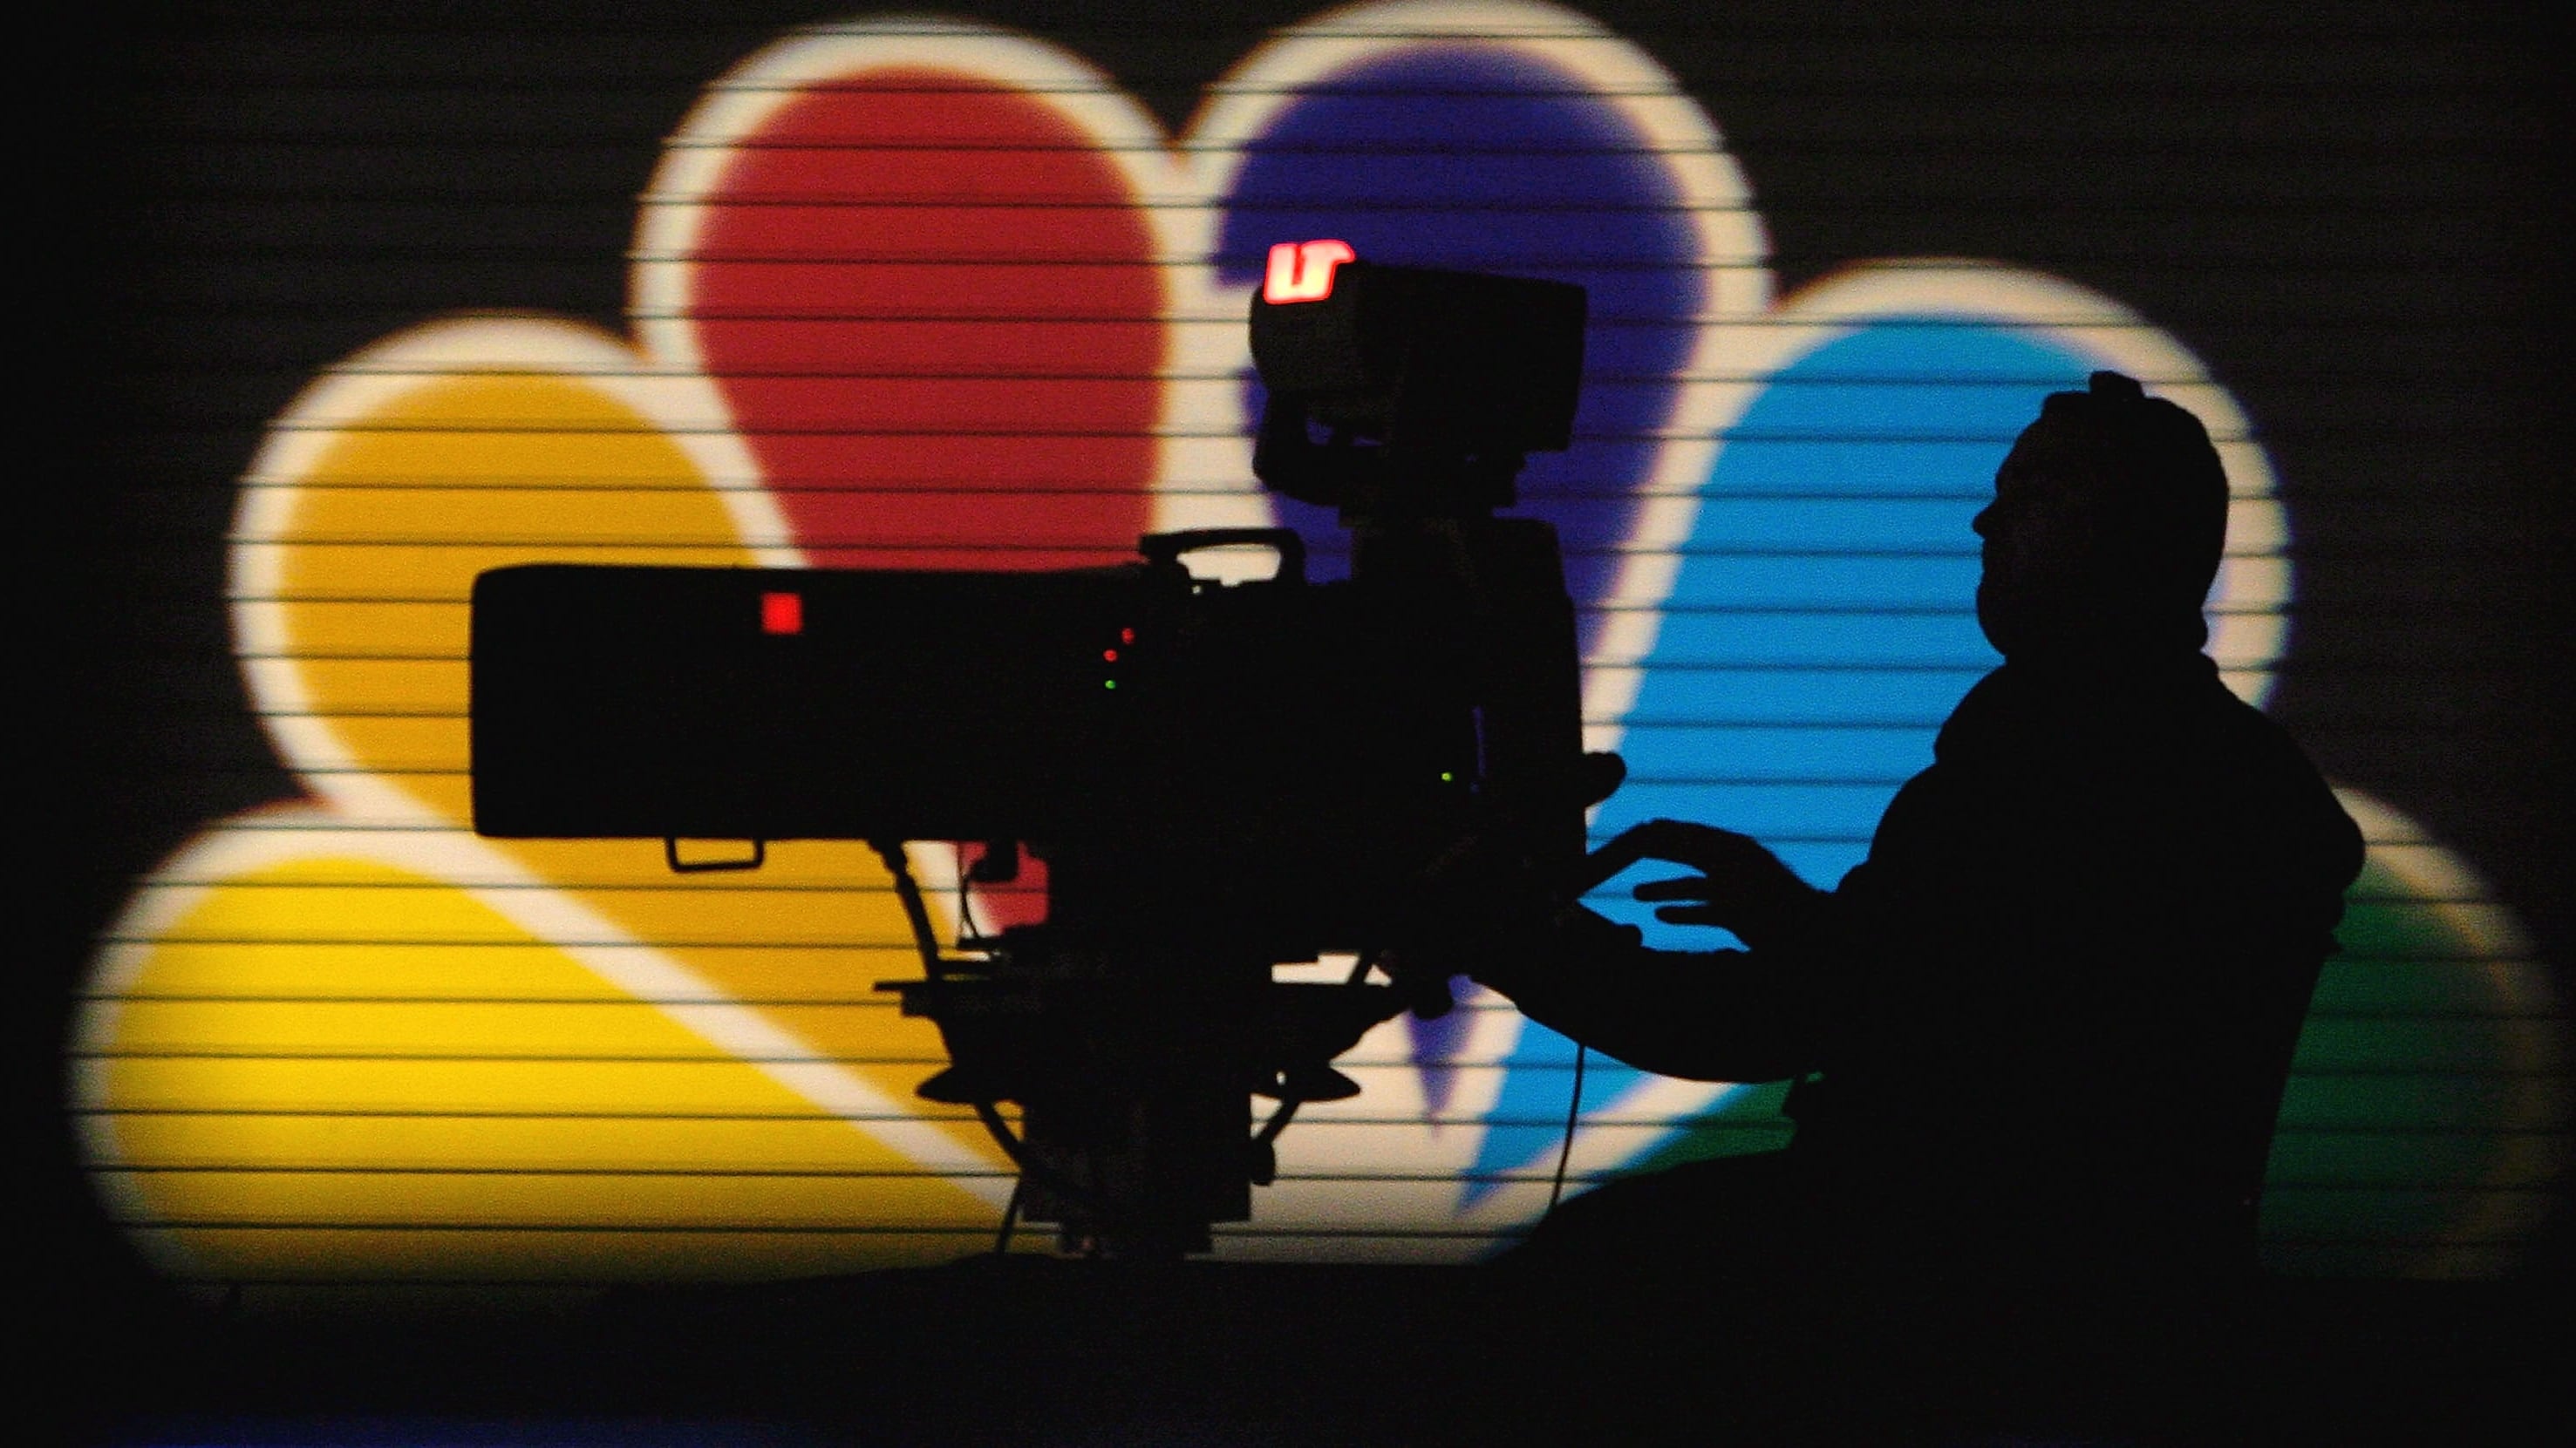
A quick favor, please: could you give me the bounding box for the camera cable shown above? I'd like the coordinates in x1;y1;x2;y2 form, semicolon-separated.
1548;1043;1587;1214
993;1174;1026;1256
870;839;948;986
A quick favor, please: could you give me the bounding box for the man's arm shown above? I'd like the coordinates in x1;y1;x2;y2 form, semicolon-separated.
1413;819;1842;1084
1469;906;1832;1083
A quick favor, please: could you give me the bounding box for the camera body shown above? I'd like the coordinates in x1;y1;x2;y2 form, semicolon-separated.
470;251;1592;1254
473;534;1497;961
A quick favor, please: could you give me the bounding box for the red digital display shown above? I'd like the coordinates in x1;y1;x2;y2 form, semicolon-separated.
760;591;803;636
1264;239;1356;303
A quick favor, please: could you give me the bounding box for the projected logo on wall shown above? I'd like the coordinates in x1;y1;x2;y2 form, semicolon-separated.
75;0;2558;1288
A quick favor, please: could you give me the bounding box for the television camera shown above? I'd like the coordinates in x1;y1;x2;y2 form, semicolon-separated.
470;248;1611;1256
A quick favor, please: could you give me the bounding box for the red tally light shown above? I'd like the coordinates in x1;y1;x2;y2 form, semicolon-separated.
760;591;803;636
1120;627;1136;644
1263;239;1355;303
1103;649;1120;663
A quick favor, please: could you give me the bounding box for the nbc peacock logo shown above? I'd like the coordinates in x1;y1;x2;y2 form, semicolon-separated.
73;0;2559;1295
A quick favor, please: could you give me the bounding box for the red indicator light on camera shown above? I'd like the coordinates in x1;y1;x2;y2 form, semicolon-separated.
1264;239;1355;303
1120;627;1135;644
760;591;803;636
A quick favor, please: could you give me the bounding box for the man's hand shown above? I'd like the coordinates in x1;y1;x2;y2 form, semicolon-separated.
1585;819;1828;946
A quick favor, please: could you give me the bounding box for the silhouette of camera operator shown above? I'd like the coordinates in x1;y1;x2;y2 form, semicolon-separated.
1441;371;2364;1288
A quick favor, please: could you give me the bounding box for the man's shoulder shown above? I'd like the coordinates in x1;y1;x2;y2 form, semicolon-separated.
1941;656;2301;763
2189;678;2341;800
1925;657;2360;866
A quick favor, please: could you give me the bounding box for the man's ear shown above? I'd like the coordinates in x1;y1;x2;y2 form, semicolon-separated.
1578;751;1626;807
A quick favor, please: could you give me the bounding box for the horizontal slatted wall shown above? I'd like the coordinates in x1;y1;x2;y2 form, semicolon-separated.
60;0;2567;1302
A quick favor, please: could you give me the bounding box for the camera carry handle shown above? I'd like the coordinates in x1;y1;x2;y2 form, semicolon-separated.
1138;527;1306;586
663;837;766;874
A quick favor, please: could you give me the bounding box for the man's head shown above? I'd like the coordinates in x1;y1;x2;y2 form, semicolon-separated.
1973;370;2230;660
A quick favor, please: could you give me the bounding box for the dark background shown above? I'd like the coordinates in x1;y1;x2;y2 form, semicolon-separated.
36;0;2569;1377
